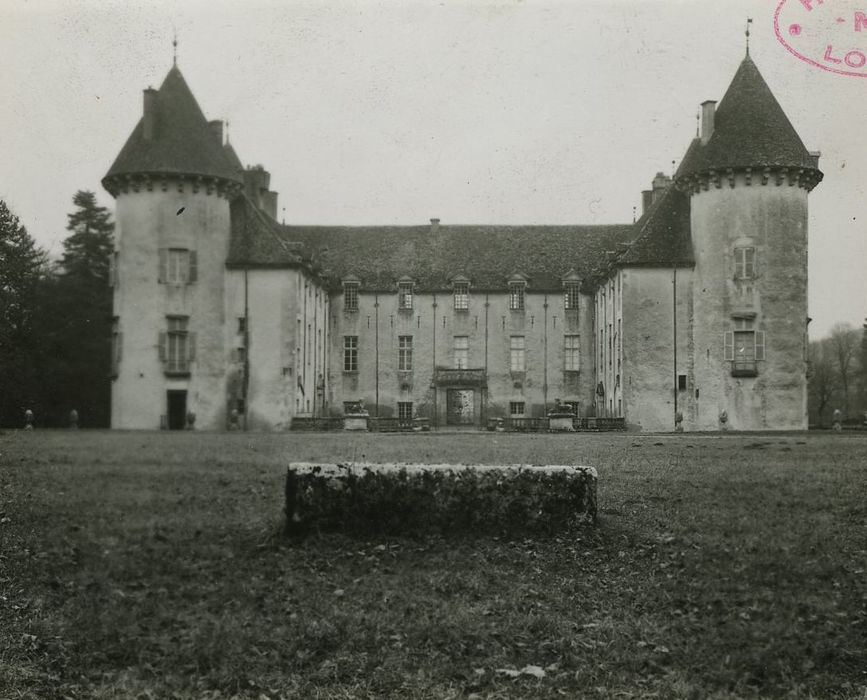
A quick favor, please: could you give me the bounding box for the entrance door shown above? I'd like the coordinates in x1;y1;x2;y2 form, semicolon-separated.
446;389;475;426
167;390;187;430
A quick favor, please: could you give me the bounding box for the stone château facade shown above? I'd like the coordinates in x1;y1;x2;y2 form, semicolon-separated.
103;51;822;432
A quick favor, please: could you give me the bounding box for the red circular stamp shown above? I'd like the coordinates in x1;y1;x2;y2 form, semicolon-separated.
774;0;867;77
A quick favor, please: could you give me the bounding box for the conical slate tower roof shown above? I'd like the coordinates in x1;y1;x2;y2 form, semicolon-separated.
103;66;242;191
677;55;820;179
223;140;244;172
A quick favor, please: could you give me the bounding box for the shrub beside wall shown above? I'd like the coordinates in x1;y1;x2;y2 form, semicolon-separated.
285;463;597;537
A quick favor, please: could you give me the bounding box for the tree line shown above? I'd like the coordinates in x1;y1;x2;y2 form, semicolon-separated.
808;323;867;428
0;192;113;428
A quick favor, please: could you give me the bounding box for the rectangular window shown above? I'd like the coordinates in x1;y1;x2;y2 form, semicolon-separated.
510;335;525;372
398;335;413;371
343;336;358;372
454;282;469;310
617;319;622;371
237;317;246;334
734;331;756;360
564;283;580;310
564;334;580;371
509;401;525;416
164;316;192;374
725;321;765;376
236;347;246;364
159;248;196;285
678;374;687;390
734;247;756;279
398;402;413;422
509;283;525;311
453;336;469;369
344;283;359;312
398;282;413;310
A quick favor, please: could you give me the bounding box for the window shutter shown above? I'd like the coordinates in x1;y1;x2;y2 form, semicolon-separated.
108;254;116;287
158;332;167;362
158;249;167;284
187;332;196;362
188;251;197;283
724;331;734;361
117;332;123;363
755;331;765;361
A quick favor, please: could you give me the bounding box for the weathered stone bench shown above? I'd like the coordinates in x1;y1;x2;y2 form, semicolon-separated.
285;462;597;537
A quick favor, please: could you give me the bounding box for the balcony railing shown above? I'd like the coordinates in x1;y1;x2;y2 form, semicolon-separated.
433;367;487;387
731;360;758;377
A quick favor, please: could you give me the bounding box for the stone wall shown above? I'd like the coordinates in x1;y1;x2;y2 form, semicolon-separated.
619;267;693;432
111;184;231;430
285;462;597;536
689;175;808;430
326;289;596;425
227;267;329;430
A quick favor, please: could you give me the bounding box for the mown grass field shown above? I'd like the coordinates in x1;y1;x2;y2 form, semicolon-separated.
1;430;866;699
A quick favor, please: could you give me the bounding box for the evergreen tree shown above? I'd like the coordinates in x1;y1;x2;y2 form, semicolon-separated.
42;191;115;427
0;200;47;427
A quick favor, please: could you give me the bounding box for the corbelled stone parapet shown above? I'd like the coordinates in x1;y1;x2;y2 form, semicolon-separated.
102;173;243;199
675;165;822;194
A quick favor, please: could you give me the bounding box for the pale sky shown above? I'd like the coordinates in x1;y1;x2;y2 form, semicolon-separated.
1;0;864;339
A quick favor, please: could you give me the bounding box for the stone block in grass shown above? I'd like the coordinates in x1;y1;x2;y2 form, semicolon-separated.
284;462;597;536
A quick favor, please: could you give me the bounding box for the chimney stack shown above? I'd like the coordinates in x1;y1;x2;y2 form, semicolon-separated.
809;150;821;169
641;190;653;214
243;165;280;219
700;100;716;144
651;172;671;204
208;120;224;145
142;87;157;140
430;218;440;232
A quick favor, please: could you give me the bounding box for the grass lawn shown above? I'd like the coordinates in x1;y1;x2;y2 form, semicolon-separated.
1;430;866;699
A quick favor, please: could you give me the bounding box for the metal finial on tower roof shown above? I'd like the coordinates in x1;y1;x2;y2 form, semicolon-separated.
632;206;637;223
173;33;178;66
745;18;753;56
225;120;231;144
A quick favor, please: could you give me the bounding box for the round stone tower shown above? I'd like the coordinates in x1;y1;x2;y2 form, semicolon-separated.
102;64;243;430
675;55;822;430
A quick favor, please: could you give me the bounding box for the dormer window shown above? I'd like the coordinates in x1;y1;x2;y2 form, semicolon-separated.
562;270;581;310
508;277;526;311
452;277;470;310
564;283;580;310
734;247;756;280
398;279;414;310
343;279;360;312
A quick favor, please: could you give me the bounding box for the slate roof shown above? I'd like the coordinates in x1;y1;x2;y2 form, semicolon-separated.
103;66;242;185
223;141;244;173
228;196;304;268
677;55;819;179
228;216;638;292
617;186;693;267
